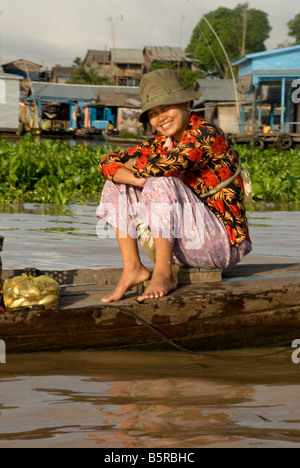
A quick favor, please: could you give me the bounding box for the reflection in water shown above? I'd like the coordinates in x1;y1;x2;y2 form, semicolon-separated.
88;378;250;448
0;350;300;448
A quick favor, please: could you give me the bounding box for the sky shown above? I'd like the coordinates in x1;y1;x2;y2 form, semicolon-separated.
0;0;299;69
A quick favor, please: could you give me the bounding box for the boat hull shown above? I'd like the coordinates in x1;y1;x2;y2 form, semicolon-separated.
102;132;145;147
1;264;300;353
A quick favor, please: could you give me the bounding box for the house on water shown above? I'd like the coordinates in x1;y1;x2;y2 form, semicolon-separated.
2;59;42;81
3;59;42;101
51;67;74;84
83;49;144;87
0;73;23;133
27;82;140;133
232;44;300;147
193;79;239;134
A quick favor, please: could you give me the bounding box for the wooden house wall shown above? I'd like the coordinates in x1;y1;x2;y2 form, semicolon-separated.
218;105;239;134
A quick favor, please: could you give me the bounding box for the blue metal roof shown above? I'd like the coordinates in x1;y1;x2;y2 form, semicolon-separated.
232;44;300;67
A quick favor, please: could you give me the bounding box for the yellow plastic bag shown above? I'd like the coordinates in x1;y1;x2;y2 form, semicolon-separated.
3;274;60;311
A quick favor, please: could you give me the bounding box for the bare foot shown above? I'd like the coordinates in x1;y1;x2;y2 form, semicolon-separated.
101;265;151;303
137;271;177;302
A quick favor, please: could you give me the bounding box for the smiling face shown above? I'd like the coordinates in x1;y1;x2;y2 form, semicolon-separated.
148;103;191;142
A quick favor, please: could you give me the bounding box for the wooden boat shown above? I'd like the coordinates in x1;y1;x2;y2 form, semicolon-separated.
38;129;103;140
1;263;300;354
102;131;146;147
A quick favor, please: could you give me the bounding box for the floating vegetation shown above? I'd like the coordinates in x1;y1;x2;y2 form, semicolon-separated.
0;134;107;204
0;134;299;205
237;145;300;203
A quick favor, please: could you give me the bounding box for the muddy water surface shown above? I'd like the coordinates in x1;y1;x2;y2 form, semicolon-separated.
0;203;299;270
0;204;300;448
0;350;300;448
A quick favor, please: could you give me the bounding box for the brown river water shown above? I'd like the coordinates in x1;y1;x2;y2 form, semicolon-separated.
0;203;300;448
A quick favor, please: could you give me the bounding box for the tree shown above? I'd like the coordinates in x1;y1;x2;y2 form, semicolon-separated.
67;58;111;85
186;4;271;78
287;13;300;44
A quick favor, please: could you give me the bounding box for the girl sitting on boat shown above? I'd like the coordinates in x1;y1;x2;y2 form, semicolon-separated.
98;69;252;303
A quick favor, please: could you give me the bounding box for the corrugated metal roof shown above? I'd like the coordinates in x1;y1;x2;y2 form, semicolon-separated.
144;46;192;62
0;72;23;81
52;67;74;77
232;44;300;67
3;59;42;68
84;50;111;64
253;69;300;77
111;48;144;64
30;82;139;102
195;79;236;102
98;91;141;108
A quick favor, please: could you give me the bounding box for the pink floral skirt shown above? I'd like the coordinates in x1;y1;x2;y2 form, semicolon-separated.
97;177;252;270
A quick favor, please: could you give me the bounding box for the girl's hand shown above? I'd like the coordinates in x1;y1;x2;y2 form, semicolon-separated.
122;158;147;187
113;168;147;187
124;158;138;171
133;177;147;188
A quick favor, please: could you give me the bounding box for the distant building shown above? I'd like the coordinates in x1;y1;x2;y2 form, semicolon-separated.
83;50;111;85
193;79;239;134
97;90;141;133
83;50;111;76
3;59;43;102
51;67;74;84
143;46;195;73
111;48;144;86
3;59;42;81
27;82;140;132
83;48;144;86
0;73;23;133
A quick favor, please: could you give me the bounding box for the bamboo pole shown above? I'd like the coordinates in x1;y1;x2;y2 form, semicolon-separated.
187;0;241;119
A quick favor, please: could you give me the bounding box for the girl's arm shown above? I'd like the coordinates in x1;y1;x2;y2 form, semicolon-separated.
112;167;147;187
98;140;154;183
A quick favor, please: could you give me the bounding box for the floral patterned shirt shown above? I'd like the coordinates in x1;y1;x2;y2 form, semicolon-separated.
98;113;251;247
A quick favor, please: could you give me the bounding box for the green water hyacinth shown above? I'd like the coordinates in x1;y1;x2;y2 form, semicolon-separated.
237;146;300;203
0;134;107;204
0;135;299;205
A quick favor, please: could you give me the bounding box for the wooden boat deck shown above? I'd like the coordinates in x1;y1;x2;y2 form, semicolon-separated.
1;263;300;353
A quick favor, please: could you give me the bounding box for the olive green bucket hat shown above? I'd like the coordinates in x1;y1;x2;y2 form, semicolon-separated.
139;69;200;123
